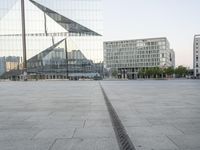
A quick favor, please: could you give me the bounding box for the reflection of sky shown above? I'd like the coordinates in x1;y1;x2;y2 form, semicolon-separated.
0;0;103;62
0;0;18;19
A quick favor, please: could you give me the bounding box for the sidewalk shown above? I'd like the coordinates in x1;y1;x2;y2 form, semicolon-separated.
0;81;118;150
101;80;200;150
0;80;200;150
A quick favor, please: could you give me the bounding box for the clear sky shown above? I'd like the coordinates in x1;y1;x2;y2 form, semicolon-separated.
103;0;200;68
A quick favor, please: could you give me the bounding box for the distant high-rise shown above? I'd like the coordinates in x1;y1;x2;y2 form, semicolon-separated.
193;35;200;78
104;37;175;79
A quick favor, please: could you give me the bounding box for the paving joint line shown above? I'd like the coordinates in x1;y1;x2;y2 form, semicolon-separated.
166;135;180;149
99;82;136;150
48;138;57;150
83;120;86;128
72;128;77;138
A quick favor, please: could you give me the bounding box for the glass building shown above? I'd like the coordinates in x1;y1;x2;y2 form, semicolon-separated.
0;0;103;79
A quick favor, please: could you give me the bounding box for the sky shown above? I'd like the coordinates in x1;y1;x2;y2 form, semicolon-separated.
103;0;200;68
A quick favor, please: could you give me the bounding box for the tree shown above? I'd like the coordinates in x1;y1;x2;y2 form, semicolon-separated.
111;69;118;78
146;68;153;78
175;66;188;78
153;67;163;78
164;67;174;78
138;68;145;78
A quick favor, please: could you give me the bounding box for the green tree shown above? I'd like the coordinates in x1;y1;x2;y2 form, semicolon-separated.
146;68;153;78
138;68;145;78
111;69;118;78
175;66;188;78
164;67;174;78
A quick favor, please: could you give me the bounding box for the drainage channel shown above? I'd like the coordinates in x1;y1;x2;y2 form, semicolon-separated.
99;83;136;150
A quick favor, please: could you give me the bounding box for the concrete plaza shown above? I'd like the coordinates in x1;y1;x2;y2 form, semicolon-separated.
0;80;200;150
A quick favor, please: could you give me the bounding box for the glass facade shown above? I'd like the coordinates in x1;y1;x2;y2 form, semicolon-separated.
0;0;103;79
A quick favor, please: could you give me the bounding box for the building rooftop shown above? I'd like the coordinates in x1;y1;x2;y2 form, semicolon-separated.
104;37;167;43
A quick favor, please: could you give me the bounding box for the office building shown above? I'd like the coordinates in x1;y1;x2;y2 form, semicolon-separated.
104;37;175;79
193;35;200;78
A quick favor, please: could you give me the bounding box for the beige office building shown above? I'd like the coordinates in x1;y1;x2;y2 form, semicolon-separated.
104;37;175;79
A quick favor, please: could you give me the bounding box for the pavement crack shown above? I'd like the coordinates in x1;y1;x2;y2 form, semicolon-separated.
72;128;77;138
83;120;86;128
48;139;57;150
30;129;43;140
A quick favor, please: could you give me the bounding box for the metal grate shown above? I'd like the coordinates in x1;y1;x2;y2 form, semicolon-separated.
99;83;136;150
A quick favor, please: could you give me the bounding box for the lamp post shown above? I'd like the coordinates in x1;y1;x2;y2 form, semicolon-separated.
65;38;68;79
21;0;27;80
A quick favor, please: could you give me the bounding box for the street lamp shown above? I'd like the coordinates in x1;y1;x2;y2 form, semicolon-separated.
21;0;27;80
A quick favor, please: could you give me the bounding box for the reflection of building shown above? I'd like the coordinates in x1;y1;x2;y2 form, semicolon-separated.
5;56;21;72
104;37;175;79
0;56;22;76
27;40;99;79
0;57;6;76
194;35;200;78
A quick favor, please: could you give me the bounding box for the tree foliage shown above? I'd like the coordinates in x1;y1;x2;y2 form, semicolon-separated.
111;69;118;78
138;66;189;79
174;66;188;77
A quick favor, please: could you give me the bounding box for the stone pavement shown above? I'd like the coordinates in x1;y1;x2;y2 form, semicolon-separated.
0;80;199;150
101;80;200;150
0;81;118;150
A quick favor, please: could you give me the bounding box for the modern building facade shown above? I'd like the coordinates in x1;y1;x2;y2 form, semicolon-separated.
0;0;103;79
104;37;175;79
193;35;200;78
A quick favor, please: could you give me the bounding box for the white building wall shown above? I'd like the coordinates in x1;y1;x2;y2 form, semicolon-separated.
104;37;175;72
193;35;200;78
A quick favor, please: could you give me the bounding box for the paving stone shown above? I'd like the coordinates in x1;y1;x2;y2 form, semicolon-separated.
126;125;184;138
131;136;179;150
168;134;200;150
74;127;115;138
33;128;75;139
84;119;112;127
0;139;53;150
0;129;40;141
51;138;119;150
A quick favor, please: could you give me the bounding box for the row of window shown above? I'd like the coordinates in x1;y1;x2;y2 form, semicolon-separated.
106;58;160;63
107;62;160;68
105;50;161;55
105;45;166;50
105;54;160;59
